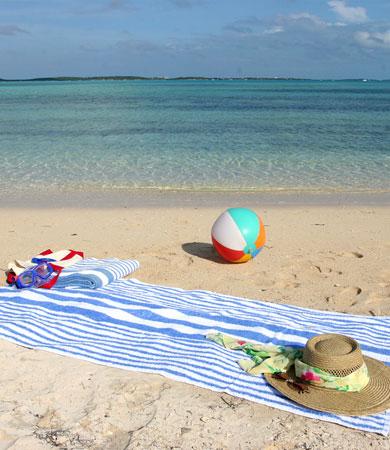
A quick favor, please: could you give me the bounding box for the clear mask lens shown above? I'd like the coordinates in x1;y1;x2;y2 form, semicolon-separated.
19;272;34;286
35;263;51;279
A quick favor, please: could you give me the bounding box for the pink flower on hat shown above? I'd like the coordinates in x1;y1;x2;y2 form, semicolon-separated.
300;370;321;382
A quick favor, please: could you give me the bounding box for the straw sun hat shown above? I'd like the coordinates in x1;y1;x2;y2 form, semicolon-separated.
265;334;390;416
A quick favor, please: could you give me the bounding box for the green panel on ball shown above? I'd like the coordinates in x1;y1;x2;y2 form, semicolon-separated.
227;208;260;253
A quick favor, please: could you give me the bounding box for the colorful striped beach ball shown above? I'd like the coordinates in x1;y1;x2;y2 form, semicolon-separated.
211;208;266;263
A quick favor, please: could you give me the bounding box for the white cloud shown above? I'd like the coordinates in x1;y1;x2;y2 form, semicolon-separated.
263;25;284;35
355;30;390;49
328;1;367;24
225;13;331;37
289;13;328;27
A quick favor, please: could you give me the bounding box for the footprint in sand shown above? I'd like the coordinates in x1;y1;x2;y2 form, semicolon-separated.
311;264;342;276
329;286;363;309
379;269;390;283
274;274;301;289
339;251;364;259
314;265;333;274
351;286;390;315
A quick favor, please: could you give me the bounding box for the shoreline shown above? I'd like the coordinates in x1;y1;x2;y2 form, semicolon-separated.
2;189;390;208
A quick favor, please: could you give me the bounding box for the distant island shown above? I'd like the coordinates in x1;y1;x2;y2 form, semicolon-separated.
0;76;309;82
0;76;386;82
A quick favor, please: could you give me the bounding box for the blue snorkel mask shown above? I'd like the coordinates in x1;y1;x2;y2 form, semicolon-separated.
15;258;58;289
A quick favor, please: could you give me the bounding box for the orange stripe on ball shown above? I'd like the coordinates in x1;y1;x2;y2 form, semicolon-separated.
255;219;266;249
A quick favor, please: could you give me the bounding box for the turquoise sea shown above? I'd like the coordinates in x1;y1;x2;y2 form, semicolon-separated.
1;79;389;195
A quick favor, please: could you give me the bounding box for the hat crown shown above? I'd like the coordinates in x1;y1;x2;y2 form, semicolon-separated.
303;334;364;376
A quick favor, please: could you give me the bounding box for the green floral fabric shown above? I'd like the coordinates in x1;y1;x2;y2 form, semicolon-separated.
294;359;369;392
207;333;370;392
206;332;302;375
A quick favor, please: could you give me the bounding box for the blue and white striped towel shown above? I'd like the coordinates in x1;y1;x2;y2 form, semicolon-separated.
55;258;140;289
0;265;389;434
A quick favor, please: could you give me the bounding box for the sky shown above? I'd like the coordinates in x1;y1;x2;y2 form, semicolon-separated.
0;0;389;79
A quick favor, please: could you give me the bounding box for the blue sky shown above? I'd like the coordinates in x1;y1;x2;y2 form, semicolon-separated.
0;0;389;79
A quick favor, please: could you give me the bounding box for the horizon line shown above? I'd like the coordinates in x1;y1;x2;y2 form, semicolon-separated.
1;75;389;82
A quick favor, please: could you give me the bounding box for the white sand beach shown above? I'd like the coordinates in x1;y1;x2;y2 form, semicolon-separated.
0;204;389;449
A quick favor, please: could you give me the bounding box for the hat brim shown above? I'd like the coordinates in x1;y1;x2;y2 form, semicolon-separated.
264;356;390;416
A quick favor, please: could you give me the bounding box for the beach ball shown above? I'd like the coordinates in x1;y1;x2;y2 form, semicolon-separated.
211;208;266;263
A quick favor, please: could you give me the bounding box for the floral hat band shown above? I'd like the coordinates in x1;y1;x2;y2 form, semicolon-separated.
294;359;370;392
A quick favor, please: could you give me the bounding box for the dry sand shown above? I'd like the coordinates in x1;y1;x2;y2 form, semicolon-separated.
0;204;389;449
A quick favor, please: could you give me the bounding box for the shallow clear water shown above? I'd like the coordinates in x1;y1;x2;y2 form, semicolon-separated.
0;79;389;194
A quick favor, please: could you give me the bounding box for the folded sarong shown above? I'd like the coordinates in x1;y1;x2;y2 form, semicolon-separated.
55;258;140;289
